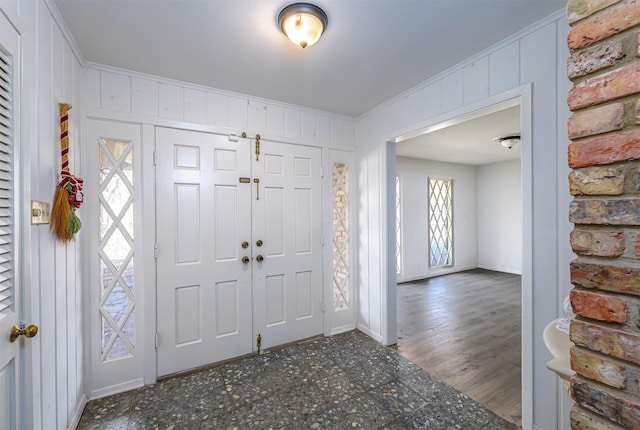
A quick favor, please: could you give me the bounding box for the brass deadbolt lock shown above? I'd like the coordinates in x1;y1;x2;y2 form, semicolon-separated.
256;240;263;247
241;241;249;249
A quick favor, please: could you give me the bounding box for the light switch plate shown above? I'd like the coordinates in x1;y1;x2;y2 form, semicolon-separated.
31;200;50;224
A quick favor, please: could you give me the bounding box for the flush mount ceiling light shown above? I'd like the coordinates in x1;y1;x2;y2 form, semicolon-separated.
493;134;521;149
278;3;328;49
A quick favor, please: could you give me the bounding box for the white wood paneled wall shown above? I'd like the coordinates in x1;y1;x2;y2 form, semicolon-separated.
355;10;572;430
82;66;355;150
0;1;86;429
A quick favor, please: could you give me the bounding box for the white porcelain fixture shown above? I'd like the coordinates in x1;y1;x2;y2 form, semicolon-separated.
544;318;575;390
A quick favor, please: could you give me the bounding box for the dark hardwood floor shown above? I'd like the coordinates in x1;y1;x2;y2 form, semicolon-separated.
393;268;522;426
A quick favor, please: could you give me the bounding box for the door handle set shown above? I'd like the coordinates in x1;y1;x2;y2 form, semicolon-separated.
241;240;264;265
10;323;39;342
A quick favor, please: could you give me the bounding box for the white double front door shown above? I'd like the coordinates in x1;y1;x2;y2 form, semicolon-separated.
156;127;323;376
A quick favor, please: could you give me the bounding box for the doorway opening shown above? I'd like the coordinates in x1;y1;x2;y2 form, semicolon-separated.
391;97;526;426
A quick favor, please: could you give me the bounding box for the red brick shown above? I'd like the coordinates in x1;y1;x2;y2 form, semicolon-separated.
570;261;640;296
569;167;624;195
567;0;622;24
571;319;640;364
568;129;640;168
636;99;640;124
571;405;627;430
570;229;625;256
568;103;624;139
571;346;626;388
636;232;640;258
569;198;640;225
567;40;625;79
568;0;640;50
571;378;640;428
570;289;627;323
568;63;640;110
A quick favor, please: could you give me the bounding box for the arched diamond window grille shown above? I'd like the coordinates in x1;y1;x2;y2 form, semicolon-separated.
428;178;453;268
98;138;135;362
332;162;349;311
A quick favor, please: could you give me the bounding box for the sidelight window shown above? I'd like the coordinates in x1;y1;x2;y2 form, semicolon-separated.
428;178;453;268
99;138;135;361
332;162;349;311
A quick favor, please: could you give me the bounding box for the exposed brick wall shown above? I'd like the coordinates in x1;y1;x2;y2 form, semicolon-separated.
566;0;640;428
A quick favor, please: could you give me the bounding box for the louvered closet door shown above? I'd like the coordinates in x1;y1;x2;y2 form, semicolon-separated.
156;128;253;376
0;19;21;430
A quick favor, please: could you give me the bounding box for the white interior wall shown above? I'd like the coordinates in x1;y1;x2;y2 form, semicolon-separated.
396;156;477;282
0;1;86;429
356;11;572;430
477;160;522;274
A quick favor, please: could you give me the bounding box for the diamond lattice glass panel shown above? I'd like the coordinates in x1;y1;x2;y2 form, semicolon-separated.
428;178;453;268
332;162;349;311
396;176;401;275
99;137;135;362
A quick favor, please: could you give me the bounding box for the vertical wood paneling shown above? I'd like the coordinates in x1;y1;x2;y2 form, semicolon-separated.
404;89;425;130
184;88;206;124
35;6;57;427
81;68;100;109
302;111;316;139
267;104;285;135
422;80;443;120
520;22;559;430
52;24;69;430
284;108;302;137
463;57;490;104
227;96;248;129
207;93;227;125
331;118;345;144
490;41;520;95
317;114;331;142
131;77;158;117
100;71;131;112
441;70;464;113
247;100;267;131
158;83;183;120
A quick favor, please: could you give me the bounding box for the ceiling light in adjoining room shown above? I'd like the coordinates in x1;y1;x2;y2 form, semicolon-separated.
493;134;520;149
278;3;328;49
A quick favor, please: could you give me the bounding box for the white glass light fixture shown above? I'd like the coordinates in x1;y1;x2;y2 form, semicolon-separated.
493;134;520;149
278;3;328;49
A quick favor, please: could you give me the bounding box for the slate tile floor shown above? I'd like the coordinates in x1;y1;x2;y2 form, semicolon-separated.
77;330;519;429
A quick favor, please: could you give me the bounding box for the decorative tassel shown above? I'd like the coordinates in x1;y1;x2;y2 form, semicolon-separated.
50;103;84;243
51;185;72;243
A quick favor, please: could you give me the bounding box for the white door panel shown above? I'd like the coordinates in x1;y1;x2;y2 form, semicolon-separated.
156;130;323;374
252;142;323;349
156;128;252;376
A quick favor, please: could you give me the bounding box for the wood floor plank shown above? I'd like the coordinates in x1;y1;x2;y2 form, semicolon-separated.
393;268;522;426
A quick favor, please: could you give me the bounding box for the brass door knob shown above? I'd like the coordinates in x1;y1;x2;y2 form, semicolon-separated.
10;324;38;343
242;256;250;264
256;255;264;263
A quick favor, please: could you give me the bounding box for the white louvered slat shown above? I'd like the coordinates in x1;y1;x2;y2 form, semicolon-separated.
0;47;12;320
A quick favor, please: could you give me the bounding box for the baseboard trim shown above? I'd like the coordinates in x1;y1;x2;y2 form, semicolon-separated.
90;378;144;401
67;393;88;430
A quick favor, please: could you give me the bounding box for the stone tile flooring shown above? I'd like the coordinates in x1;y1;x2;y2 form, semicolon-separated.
77;330;520;429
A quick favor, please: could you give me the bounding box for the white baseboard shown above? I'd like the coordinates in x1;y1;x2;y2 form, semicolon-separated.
67;393;88;430
356;323;382;343
397;265;478;284
90;378;144;401
477;264;522;275
331;323;356;336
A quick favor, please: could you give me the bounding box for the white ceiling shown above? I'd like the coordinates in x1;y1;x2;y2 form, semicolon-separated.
53;0;566;117
396;102;521;165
